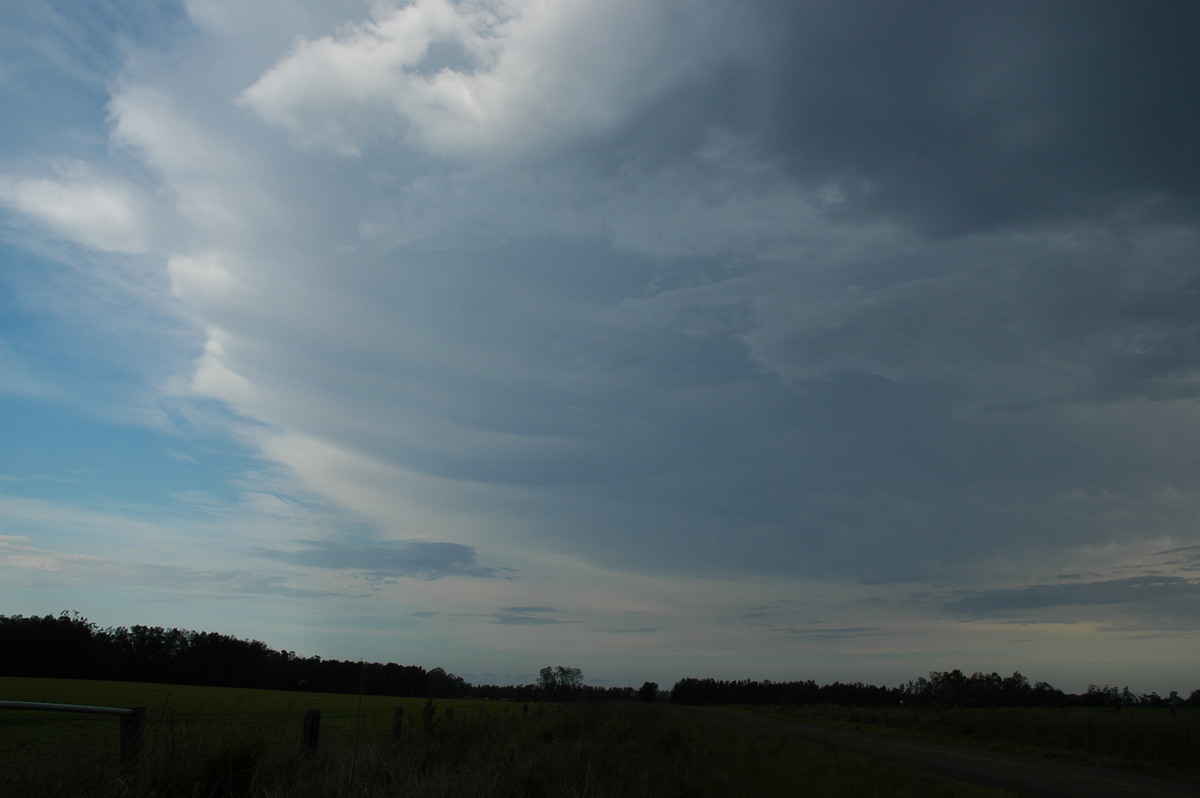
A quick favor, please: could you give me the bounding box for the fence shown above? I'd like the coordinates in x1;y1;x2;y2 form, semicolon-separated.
0;700;146;764
0;700;484;767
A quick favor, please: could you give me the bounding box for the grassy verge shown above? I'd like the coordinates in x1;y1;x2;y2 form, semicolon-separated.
0;678;1012;797
745;703;1200;780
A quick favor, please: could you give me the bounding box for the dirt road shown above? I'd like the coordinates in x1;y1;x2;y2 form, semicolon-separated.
706;708;1199;798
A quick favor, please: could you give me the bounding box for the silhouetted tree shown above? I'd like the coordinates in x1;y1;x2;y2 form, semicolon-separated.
538;665;583;700
0;612;99;679
427;667;468;698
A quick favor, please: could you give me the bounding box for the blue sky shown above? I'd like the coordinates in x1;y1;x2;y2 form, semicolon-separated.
3;0;1200;693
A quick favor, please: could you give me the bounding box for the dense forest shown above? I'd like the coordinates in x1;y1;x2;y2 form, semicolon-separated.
669;674;1200;709
3;612;1196;709
0;612;631;701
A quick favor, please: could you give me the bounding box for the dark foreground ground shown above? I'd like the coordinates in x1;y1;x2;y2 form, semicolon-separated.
710;708;1200;798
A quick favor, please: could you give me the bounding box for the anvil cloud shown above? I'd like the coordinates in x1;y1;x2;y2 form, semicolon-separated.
2;0;1198;692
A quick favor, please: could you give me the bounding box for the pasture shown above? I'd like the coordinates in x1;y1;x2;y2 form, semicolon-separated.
751;703;1200;780
0;677;1011;797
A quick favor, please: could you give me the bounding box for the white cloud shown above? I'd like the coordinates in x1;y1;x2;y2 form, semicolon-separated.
187;328;264;416
0;164;150;253
107;86;295;252
238;0;493;156
239;0;736;161
0;535;104;572
167;252;248;311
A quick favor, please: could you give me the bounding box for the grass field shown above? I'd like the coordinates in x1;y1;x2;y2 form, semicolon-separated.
0;677;1013;797
0;676;481;751
749;703;1200;780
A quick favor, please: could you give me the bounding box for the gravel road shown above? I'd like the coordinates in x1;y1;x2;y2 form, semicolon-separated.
705;708;1200;798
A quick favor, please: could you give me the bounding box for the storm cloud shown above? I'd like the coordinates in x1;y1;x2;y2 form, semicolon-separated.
2;0;1198;691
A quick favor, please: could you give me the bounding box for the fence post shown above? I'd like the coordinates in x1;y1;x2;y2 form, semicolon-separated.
392;706;404;737
120;707;146;766
300;709;321;754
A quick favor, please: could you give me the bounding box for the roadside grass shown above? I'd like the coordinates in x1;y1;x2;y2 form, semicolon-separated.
0;678;1011;797
748;703;1200;780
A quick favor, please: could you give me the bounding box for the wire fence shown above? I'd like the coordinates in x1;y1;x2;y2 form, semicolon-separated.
0;699;518;773
0;710;120;767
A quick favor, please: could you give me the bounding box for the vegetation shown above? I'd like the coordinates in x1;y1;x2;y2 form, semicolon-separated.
6;613;1196;711
669;670;1200;709
4;611;1197;793
747;703;1200;781
0;613;634;701
0;677;1010;797
0;612;431;696
535;665;583;701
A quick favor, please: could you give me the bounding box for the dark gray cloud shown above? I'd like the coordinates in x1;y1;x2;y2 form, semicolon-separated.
748;0;1200;235
948;576;1200;617
572;2;1200;236
1152;546;1200;569
594;626;664;634
488;608;565;626
133;0;1198;593
255;540;503;580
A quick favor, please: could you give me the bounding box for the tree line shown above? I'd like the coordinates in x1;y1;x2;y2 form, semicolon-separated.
1;612;431;696
0;612;631;702
669;670;1200;709
5;613;1196;708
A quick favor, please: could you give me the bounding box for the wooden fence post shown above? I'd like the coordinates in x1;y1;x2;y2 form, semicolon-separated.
392;706;404;737
300;709;321;753
120;707;146;766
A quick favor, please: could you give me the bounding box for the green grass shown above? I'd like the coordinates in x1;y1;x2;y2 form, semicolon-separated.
748;703;1200;780
0;677;481;761
0;678;1013;797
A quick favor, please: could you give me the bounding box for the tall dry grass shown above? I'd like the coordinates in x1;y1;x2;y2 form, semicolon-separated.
2;699;1014;797
757;703;1200;780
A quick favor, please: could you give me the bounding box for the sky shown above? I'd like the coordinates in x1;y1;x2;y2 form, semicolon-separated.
2;0;1199;695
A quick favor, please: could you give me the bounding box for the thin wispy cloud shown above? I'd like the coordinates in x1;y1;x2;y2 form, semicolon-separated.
488;609;565;626
255;540;505;580
0;535;332;599
776;627;892;643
